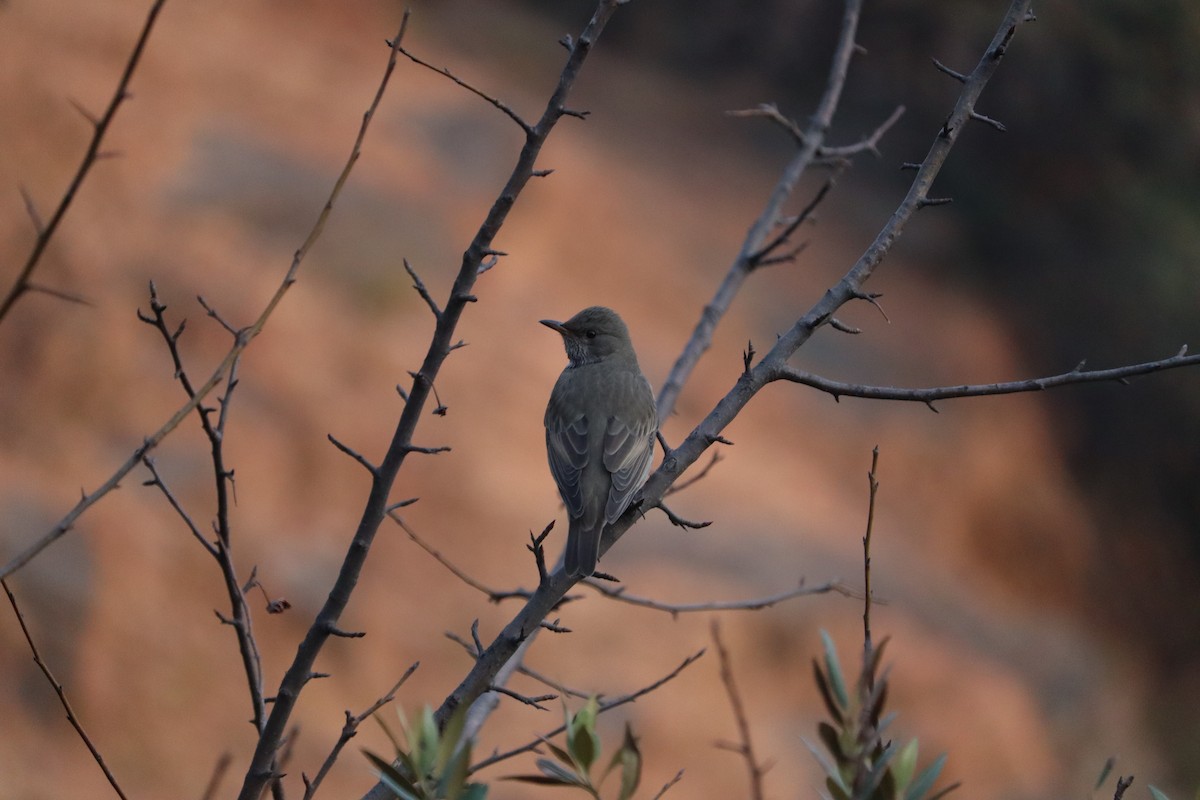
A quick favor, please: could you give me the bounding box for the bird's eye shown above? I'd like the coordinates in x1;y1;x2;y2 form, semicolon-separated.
585;329;598;339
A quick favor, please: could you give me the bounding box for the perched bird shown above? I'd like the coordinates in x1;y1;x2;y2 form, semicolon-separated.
542;307;658;578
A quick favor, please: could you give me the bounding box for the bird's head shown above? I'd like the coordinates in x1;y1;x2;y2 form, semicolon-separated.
540;306;636;367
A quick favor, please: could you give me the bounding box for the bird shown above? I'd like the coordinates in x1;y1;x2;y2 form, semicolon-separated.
542;306;658;579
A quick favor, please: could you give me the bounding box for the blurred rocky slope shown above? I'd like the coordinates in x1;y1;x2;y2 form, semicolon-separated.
0;1;1196;798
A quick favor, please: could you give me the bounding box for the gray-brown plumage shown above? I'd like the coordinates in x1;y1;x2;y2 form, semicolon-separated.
542;307;658;579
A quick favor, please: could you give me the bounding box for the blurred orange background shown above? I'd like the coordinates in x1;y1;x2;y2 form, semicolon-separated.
1;1;1197;798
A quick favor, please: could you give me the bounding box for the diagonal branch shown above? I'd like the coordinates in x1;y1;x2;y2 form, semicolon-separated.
657;0;870;421
420;1;1048;766
0;0;170;325
0;8;410;584
3;579;129;800
257;4;630;799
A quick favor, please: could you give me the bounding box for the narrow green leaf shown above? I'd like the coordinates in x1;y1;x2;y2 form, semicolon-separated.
438;737;472;799
540;736;575;767
813;659;845;724
827;775;852;800
416;706;439;776
804;736;850;794
891;739;919;796
363;749;423;800
504;775;575;786
904;753;946;800
436;699;470;776
821;630;850;709
536;757;587;785
1093;757;1115;791
818;722;849;765
1149;787;1171;800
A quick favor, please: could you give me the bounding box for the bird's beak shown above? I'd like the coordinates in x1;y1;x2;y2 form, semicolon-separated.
539;319;568;335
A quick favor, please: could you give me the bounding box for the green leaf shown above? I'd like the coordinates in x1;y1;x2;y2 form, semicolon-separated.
813;659;845;724
568;698;601;774
891;739;919;796
438;735;472;799
363;749;423;800
536;757;587;785
1093;757;1116;791
540;736;575;767
818;722;849;764
821;630;850;710
613;724;642;800
416;706;439;776
827;775;852;800
804;736;850;795
437;700;470;776
904;753;947;800
1149;787;1172;800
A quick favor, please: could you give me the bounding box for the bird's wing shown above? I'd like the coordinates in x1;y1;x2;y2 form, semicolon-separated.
602;411;656;524
546;413;590;520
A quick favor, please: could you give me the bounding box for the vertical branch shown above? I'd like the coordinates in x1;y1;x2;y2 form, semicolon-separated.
862;446;879;666
0;0;171;326
712;621;767;800
3;579;129;800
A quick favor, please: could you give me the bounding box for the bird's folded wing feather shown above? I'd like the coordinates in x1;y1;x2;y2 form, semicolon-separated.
546;415;589;519
603;413;655;524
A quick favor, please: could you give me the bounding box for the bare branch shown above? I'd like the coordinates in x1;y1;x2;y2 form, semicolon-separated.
403;258;442;320
468;649;706;774
302;664;419;800
390;513;533;603
0;7;407;582
657;0;870;421
394;44;532;133
818;104;906;157
3;579;129;800
712;621;767;800
0;0;170;325
267;7;632;797
585;579;848;617
774;347;1200;404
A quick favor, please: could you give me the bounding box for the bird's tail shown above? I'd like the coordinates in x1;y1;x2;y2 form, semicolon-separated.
565;519;603;579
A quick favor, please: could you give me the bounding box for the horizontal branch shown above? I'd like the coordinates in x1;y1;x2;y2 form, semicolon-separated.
775;346;1199;407
585;579;850;617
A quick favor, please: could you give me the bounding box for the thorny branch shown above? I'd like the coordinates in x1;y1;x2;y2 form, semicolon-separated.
0;9;410;583
3;579;129;800
261;3;630;797
0;0;170;325
418;2;1064;778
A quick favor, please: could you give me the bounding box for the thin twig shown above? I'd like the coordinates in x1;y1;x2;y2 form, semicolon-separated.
395;45;532;133
862;447;880;683
468;648;705;774
390;513;533;603
712;621;767;800
775;346;1200;407
0;9;410;583
586;579;847;618
200;753;233;800
3;579;129;800
0;0;170;325
656;0;869;421
302;664;419;800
